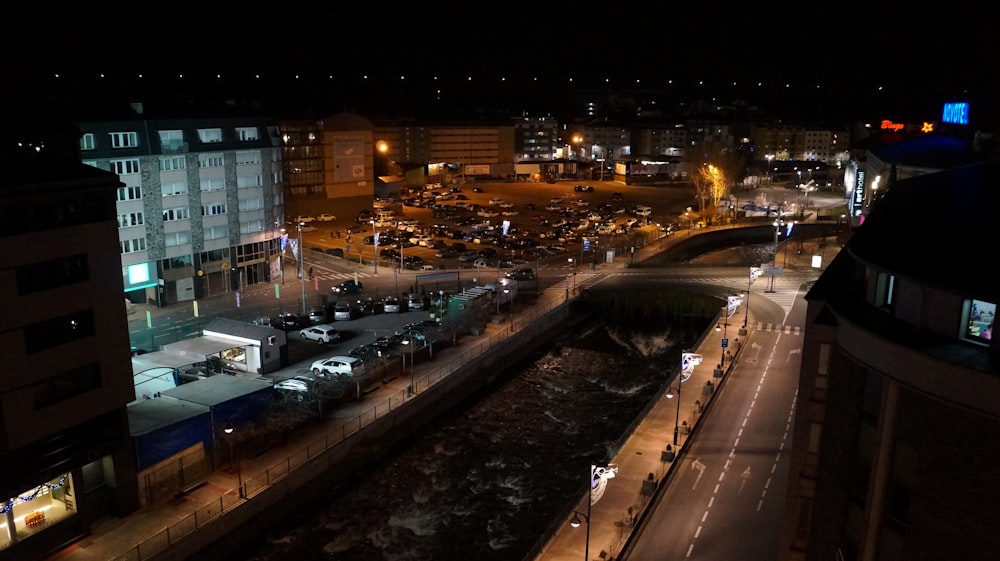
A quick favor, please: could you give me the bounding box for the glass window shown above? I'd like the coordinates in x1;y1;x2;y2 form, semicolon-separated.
23;311;95;353
164;231;191;246
121;238;146;254
160;181;187;196
159;156;186;171
202;203;227;216
158;129;184;151
199;178;225;192
236;127;259;141
80;133;95;150
110;159;141;175
16;254;89;295
237;174;261;188
964;299;996;342
116;185;142;201
163;207;189;221
235;150;261;165
204;225;229;240
109;131;139;148
197;128;223;143
198;153;224;168
0;473;78;546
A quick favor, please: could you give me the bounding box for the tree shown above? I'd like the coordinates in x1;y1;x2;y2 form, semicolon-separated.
684;140;746;217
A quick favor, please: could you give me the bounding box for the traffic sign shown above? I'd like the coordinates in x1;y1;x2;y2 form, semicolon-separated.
721;338;729;348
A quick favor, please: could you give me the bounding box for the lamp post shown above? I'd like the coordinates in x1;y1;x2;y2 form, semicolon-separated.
568;257;577;292
765;154;774;184
223;422;243;498
370;220;379;276
715;308;729;369
767;217;783;293
569;467;593;561
740;275;750;336
298;222;306;316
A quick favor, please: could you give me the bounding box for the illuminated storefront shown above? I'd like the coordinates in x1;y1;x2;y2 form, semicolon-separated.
0;474;77;551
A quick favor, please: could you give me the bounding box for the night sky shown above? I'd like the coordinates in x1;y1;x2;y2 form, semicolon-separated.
7;4;998;125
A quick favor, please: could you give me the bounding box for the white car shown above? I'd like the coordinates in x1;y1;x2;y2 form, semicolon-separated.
383;297;402;313
408;293;425;310
489;198;504;205
311;356;363;378
293;215;315;223
299;324;341;344
300;224;318;232
317;213;337;222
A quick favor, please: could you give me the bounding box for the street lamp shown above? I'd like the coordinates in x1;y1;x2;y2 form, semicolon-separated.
298;222;307;316
715;308;729;369
569;509;590;561
765;154;774;184
568;257;577;292
667;350;700;445
740;277;750;336
223;422;243;498
767;217;784;293
369;220;379;275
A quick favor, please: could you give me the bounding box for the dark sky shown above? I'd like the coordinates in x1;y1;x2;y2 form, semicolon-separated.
7;4;998;124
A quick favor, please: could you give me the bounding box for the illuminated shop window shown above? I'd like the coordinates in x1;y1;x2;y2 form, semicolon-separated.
0;474;77;548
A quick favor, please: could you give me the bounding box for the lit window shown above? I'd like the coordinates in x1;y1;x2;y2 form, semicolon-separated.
964;299;996;343
197;128;223;143
110;131;139;148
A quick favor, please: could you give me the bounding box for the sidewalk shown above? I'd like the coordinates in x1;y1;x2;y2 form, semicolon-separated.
530;297;753;561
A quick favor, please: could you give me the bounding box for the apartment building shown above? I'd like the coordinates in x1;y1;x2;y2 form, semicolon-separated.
0;118;140;560
76;111;286;307
779;159;1000;560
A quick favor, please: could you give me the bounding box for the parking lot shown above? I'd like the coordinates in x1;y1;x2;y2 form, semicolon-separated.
298;179;697;270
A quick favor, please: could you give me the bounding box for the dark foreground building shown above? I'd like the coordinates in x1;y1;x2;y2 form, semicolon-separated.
0;119;140;560
779;159;1000;560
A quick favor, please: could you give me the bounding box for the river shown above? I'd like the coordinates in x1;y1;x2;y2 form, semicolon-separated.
228;310;707;561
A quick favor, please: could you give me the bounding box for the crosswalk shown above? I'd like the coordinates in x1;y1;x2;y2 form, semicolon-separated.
753;322;802;335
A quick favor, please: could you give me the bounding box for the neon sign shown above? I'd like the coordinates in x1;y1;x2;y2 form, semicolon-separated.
942;102;970;125
880;120;904;132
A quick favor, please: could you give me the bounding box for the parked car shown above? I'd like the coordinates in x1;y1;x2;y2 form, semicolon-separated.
274;376;317;402
308;307;327;324
574;185;594;192
408;293;426;310
317;213;337;221
332;279;364;294
383;296;402;313
293;215;315;223
349;344;395;362
333;302;354;321
299;325;341;344
505;268;536;281
271;312;300;331
311;356;363;378
325;247;345;258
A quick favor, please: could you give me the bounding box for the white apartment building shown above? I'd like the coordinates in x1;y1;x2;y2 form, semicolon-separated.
76;111;286;308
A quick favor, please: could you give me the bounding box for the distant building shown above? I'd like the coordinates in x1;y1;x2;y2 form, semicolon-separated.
780;159;1000;561
0;117;140;560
